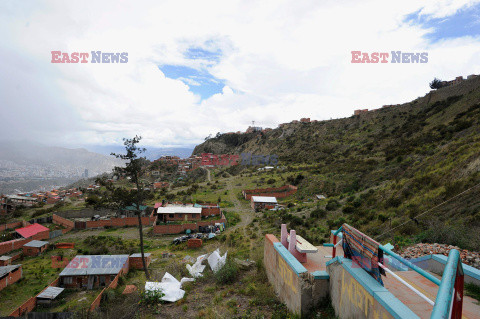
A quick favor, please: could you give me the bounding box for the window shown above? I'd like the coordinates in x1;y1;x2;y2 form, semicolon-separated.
169;214;174;218
178;214;183;218
192;214;196;218
63;277;72;284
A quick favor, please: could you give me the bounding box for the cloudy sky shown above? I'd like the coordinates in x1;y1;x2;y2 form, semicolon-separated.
1;0;480;149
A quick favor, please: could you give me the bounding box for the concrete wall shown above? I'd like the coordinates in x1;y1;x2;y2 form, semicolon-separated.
264;234;329;316
409;254;480;286
327;257;419;319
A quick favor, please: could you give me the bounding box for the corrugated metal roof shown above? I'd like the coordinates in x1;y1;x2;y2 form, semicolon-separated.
37;286;64;300
15;223;49;238
156;206;202;214
130;253;151;258
0;256;12;261
251;196;278;203
0;264;21;278
23;240;49;248
59;255;129;276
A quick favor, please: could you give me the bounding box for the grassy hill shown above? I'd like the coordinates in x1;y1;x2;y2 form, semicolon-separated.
193;76;480;250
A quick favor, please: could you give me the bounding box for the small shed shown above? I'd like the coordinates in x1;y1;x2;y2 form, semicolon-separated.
59;255;129;289
37;286;65;305
0;256;12;267
129;253;152;269
0;264;22;291
23;240;49;256
251;196;278;211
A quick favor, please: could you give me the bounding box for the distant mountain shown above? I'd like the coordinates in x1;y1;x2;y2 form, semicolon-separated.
85;145;194;161
0;141;122;193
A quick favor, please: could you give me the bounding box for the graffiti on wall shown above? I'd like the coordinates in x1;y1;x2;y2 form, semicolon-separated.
277;254;298;294
339;270;391;319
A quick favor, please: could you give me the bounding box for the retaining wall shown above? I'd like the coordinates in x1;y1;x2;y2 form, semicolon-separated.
327;257;419;319
263;234;329;316
406;254;480;286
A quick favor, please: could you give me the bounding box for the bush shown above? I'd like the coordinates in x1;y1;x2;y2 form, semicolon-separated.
214;258;238;285
310;208;326;219
140;289;165;305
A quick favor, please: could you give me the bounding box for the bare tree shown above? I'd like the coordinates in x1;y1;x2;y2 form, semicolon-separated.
111;136;150;279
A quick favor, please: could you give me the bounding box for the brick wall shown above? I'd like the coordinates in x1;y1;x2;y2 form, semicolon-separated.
0;238;33;255
129;255;151;269
52;214;74;230
32;230;50;241
84;216;156;229
153;214;227;235
89;272;122;312
0;264;22;292
0;221;24;232
201;207;221;217
243;185;297;200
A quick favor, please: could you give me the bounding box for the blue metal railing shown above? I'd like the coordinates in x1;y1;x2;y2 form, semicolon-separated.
379;244;442;286
431;249;463;319
326;225;465;318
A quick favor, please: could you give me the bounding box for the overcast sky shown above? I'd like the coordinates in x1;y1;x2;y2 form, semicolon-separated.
1;0;480;149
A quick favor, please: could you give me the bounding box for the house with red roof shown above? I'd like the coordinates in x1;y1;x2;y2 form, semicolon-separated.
15;223;49;240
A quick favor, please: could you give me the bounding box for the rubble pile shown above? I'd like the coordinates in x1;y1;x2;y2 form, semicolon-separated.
400;243;480;269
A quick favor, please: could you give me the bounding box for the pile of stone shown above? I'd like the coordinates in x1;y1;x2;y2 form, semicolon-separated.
400;243;480;269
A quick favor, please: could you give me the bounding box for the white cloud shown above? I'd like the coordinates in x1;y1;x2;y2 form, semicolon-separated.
1;0;480;148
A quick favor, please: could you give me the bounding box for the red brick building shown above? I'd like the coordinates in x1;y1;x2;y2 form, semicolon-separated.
128;253;151;269
59;255;129;290
155;205;202;222
22;240;49;257
251;196;278;211
15;223;49;240
0;264;22;292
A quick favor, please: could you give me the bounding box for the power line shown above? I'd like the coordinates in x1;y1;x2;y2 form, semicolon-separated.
375;181;480;241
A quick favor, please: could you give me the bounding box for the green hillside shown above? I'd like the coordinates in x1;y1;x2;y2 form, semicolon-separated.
193;77;480;250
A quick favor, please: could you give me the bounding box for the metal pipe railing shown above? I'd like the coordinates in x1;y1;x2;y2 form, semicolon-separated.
431;249;462;319
379;244;442;286
378;262;434;306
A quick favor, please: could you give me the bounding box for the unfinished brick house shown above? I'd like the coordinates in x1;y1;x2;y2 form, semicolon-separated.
22;240;49;257
251;196;278;211
59;255;129;290
154;203;222;223
155;205;202;222
128;253;151;269
0;264;22;292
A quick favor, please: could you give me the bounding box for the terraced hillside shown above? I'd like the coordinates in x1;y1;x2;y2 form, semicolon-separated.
193;77;480;250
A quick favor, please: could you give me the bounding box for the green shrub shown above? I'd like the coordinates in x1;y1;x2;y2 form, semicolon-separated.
214;258;238;285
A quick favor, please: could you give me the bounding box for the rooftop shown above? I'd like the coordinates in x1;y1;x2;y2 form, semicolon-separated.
23;240;49;248
37;286;65;300
59;255;129;276
251;196;278;203
130;253;152;258
0;264;21;278
156;206;202;214
15;223;49;238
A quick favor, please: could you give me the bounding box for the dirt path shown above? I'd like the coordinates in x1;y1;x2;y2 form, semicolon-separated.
225;178;254;237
